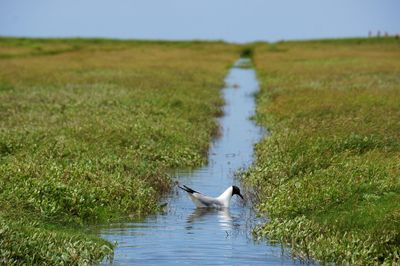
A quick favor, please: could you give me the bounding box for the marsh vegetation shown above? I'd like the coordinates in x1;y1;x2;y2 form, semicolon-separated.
244;38;400;264
1;36;399;265
0;37;238;264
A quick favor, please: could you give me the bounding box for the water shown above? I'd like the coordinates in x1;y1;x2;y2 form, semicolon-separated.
96;59;300;265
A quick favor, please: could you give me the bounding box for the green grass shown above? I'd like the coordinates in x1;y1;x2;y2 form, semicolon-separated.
0;216;113;265
244;38;400;264
0;37;239;264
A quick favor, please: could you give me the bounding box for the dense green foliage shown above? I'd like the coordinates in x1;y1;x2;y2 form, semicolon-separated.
0;37;238;264
0;216;113;265
244;38;400;264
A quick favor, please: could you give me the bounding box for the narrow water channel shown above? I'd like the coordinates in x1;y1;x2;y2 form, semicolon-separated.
97;59;299;265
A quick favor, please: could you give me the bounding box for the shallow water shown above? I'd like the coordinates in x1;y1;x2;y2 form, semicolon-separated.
96;59;300;265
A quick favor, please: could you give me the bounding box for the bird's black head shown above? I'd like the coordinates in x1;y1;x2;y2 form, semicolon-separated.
232;186;244;200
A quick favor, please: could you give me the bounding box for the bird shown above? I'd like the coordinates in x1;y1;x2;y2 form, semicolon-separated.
179;185;244;208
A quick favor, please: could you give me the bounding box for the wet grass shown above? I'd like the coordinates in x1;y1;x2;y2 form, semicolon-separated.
0;37;238;264
244;37;400;264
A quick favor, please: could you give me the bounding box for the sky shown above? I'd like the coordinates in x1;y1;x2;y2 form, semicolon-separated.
0;0;399;43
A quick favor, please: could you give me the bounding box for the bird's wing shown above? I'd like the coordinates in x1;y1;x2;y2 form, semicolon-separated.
190;193;221;208
179;184;222;208
187;193;208;207
192;193;218;207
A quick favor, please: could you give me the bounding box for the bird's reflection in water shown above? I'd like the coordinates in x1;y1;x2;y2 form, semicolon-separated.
185;208;233;232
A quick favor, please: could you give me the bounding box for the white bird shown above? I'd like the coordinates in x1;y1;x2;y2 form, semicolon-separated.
179;185;244;208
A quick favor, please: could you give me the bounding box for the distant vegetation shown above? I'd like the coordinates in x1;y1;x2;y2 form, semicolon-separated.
244;37;400;264
240;46;254;58
0;37;238;264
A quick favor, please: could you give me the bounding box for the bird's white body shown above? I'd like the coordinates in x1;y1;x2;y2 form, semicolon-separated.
184;186;235;208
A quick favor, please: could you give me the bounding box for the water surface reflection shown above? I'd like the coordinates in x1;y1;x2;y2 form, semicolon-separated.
186;208;233;231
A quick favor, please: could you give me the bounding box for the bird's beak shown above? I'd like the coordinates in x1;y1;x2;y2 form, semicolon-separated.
238;193;244;200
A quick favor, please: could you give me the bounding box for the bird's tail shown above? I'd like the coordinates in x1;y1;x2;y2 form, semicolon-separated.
178;185;199;194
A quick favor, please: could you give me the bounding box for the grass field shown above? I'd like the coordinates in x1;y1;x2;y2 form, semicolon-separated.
244;38;400;264
0;37;238;264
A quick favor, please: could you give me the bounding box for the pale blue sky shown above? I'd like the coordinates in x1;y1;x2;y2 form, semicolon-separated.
0;0;399;43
